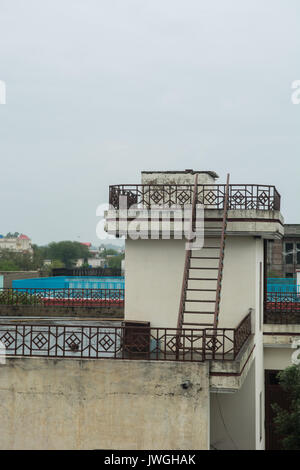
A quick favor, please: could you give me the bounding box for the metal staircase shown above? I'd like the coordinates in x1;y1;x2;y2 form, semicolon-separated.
177;174;230;331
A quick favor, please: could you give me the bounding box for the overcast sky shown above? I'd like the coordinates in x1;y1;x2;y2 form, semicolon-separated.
0;0;299;245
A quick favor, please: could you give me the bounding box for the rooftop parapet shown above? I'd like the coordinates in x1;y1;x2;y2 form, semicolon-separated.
141;169;219;185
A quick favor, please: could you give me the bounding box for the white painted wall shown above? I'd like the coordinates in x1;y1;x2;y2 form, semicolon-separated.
210;360;256;450
125;235;261;330
125;238;185;328
218;236;258;329
264;347;293;370
253;238;265;450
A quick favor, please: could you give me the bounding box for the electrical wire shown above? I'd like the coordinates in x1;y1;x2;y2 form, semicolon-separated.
216;393;239;450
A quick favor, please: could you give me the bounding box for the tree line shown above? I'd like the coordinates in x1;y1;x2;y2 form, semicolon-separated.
0;241;89;271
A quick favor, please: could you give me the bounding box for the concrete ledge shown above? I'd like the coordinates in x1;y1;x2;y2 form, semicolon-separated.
209;335;255;392
264;324;300;346
105;208;284;239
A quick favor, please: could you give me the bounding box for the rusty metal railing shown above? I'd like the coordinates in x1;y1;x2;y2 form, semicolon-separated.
233;312;252;357
0;288;124;308
109;184;281;211
0;313;251;361
264;291;300;324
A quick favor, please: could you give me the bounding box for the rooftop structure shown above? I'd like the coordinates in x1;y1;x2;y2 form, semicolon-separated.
104;169;294;449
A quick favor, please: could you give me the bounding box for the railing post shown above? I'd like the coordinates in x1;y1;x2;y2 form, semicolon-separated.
202;329;206;362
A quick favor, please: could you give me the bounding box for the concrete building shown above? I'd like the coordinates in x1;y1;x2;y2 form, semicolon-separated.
267;224;300;278
76;257;105;268
105;169;297;450
0;170;297;450
0;234;33;254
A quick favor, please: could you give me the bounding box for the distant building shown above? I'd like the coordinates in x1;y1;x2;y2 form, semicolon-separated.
76;258;105;268
80;242;100;257
0;234;33;254
267;224;300;278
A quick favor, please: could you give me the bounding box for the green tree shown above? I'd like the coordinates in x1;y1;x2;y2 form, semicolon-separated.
5;232;20;238
272;364;300;450
0;259;20;271
43;259;65;274
107;253;124;270
0;241;90;271
99;248;119;258
47;241;89;268
0;251;37;271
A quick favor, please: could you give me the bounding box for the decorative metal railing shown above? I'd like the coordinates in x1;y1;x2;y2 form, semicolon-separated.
234;312;252;357
264;291;300;323
109;184;281;211
0;288;124;308
0;314;251;361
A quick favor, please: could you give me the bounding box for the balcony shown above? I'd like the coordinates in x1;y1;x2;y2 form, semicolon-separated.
0;312;251;362
109;184;281;211
106;183;283;239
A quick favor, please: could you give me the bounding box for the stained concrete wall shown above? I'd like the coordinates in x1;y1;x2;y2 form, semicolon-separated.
0;357;209;450
141;170;218;185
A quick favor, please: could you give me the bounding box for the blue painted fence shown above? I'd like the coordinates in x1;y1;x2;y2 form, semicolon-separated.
267;278;299;294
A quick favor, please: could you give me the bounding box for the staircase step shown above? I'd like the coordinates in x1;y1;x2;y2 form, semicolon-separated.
182;322;214;327
186;288;217;292
189;267;218;270
191;257;219;260
185;299;215;303
184;311;214;314
201;246;220;249
189;278;218;281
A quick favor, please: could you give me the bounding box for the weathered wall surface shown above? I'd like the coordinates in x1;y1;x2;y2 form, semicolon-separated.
0;304;123;318
0;358;209;450
141;170;218;185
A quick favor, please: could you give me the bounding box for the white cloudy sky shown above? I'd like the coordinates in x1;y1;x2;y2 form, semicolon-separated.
0;0;299;245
